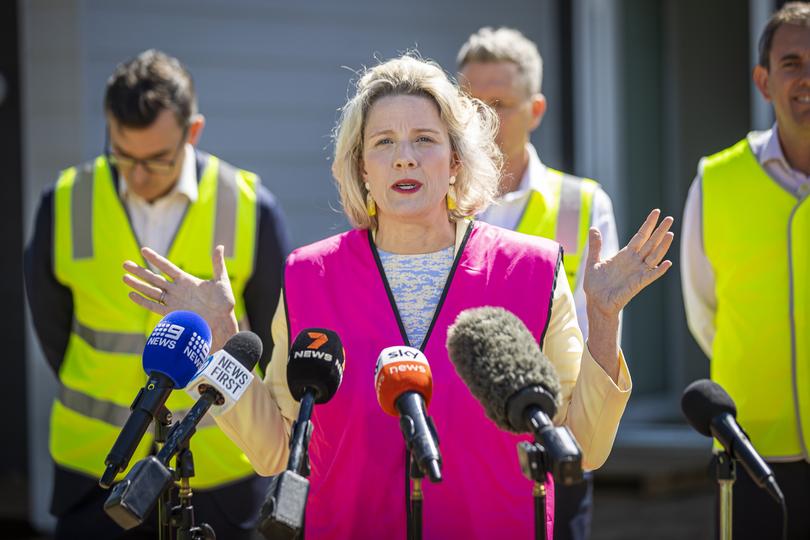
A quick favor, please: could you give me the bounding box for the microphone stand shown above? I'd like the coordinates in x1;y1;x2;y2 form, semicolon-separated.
103;415;215;539
407;450;424;540
171;440;215;540
258;391;314;540
712;451;735;540
517;441;548;540
153;406;173;540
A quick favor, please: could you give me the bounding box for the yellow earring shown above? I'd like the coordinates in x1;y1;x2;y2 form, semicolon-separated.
365;183;377;217
447;176;457;211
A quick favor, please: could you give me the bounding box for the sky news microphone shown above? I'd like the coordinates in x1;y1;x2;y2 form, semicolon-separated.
99;311;211;489
103;331;262;530
446;306;583;485
681;379;784;504
374;346;442;483
259;328;345;540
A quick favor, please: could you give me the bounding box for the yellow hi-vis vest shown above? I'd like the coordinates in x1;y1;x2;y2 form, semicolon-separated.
703;138;810;460
52;153;258;487
515;168;598;290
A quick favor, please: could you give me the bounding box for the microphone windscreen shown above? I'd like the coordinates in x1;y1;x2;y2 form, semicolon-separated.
287;329;345;404
142;311;212;388
446;306;561;433
223;331;263;372
184;331;262;412
681;379;737;437
374;346;432;417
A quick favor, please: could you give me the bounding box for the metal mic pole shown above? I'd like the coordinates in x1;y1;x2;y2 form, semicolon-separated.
153;406;173;540
518;441;548;540
408;451;424;540
713;452;735;540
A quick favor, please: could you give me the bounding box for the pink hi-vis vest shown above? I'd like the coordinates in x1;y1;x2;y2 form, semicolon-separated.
283;221;561;539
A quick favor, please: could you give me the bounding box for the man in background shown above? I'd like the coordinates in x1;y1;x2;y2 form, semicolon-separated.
682;3;810;537
458;27;620;540
24;49;290;539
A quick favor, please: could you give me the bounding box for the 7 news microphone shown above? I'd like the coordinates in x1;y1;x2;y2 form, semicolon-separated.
681;379;784;504
104;331;262;530
375;346;442;483
100;310;212;489
258;328;345;540
446;306;583;485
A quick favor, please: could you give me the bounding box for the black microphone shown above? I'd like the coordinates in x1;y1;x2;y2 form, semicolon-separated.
258;328;345;540
681;379;784;503
103;331;262;530
446;306;583;485
100;311;212;489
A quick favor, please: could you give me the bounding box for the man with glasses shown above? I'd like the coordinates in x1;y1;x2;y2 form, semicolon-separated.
24;49;290;539
458;27;620;540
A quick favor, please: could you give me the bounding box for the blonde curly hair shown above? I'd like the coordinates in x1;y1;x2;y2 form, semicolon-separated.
332;54;502;229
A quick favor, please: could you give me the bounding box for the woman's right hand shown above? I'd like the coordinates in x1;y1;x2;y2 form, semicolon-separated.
123;244;238;351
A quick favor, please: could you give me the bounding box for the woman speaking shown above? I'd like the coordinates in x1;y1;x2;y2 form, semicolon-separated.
123;54;673;539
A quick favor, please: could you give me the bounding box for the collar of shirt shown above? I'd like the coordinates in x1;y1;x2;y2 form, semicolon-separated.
748;124;810;196
118;143;199;205
751;123;783;165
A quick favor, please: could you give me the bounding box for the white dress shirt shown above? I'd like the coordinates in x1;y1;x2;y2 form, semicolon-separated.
118;144;198;258
478;144;620;341
681;125;810;357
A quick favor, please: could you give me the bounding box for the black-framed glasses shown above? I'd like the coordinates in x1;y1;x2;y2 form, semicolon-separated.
105;127;188;176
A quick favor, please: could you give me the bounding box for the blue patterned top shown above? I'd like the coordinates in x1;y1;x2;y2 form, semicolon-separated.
377;246;455;348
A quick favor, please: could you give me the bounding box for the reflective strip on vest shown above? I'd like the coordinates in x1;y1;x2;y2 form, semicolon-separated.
71;164;94;259
556;175;581;255
214;161;238;257
516;169;597;290
73;319;145;355
59;384;217;429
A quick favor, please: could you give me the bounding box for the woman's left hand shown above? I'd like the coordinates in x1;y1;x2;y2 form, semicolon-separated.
122;245;238;351
583;209;674;319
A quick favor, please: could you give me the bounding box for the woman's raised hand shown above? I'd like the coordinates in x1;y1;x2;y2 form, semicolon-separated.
583;209;674;319
123;245;238;351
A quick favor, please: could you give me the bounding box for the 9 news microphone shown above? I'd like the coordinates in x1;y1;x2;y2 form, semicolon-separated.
446;306;583;485
374;346;442;483
258;328;345;540
681;379;784;504
99;311;211;489
103;331;263;530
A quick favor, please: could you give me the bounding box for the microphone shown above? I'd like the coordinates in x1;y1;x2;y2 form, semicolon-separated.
681;379;784;503
374;346;442;483
446;306;583;485
160;330;262;462
258;328;345;540
103;332;262;530
99;310;211;489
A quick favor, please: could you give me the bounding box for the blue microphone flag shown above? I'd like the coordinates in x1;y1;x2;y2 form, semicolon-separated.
142;310;211;387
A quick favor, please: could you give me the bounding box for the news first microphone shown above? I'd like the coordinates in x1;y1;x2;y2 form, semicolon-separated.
99;311;211;489
681;379;784;504
103;331;263;530
446;306;583;486
258;328;345;540
375;346;442;483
